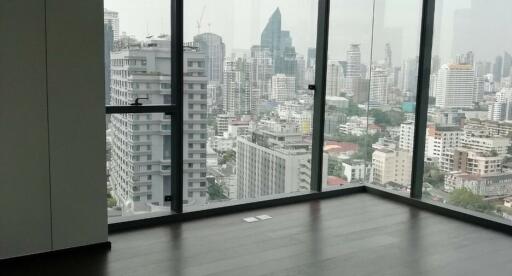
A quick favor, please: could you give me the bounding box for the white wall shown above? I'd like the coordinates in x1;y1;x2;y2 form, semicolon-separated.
46;0;108;251
0;0;108;258
0;0;52;259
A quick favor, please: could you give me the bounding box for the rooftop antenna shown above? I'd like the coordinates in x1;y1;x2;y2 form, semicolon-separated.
196;5;206;34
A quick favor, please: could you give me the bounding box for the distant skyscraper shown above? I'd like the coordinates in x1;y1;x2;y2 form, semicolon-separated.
503;52;512;79
194;33;226;84
104;9;120;41
223;58;251;115
435;64;475;109
295;55;306;90
307;48;316;68
456;51;474;65
104;23;114;105
250;46;273;99
402;57;419;97
261;8;297;75
369;67;388;106
385;43;393;69
345;44;362;95
261;8;282;72
271;74;295;101
494;56;503;82
326;61;345;97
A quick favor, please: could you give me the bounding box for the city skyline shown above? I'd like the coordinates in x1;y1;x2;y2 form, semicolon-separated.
104;0;512;224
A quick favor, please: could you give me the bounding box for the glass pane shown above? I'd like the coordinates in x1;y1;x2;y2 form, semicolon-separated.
183;0;318;210
322;0;422;193
104;0;172;222
422;0;512;222
322;0;374;190
104;0;171;106
107;113;172;222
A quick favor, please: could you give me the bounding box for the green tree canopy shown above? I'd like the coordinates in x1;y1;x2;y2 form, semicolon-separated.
448;188;495;213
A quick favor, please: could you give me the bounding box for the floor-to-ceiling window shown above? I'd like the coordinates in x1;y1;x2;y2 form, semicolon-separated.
421;0;512;222
104;0;173;222
323;0;422;194
182;0;319;210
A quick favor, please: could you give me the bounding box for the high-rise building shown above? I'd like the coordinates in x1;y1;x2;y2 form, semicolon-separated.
223;58;251;115
260;8;281;68
402;57;419;97
384;43;393;69
345;44;362;96
494;55;504;82
399;121;415;152
435;64;475;109
326;61;345;97
503;52;512;79
295;55;306;90
109;39;208;213
193;33;226;84
104;23;114;105
250;46;273;99
369;66;388;106
425;125;464;159
260;8;297;75
307;47;316;69
271;74;295;102
488;88;512;121
236;120;318;199
104;9;120;41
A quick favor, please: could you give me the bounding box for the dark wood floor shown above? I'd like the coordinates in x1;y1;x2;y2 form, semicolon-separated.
4;193;512;276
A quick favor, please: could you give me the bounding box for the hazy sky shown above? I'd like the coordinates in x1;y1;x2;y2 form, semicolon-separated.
105;0;507;65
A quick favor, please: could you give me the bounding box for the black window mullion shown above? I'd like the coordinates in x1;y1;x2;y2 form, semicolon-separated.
310;0;330;193
105;105;176;115
170;0;184;213
410;0;436;199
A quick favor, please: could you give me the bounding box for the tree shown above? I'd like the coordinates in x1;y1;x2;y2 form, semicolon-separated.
107;194;117;208
219;150;236;165
328;158;344;177
208;181;228;201
370;109;405;127
342;101;365;117
448;188;495;213
423;163;445;189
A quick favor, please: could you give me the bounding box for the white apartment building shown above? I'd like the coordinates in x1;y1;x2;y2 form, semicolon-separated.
369;67;388;106
326;96;349;109
445;173;512;197
271;74;296;101
326;60;345;97
109;39;208;213
216;114;235;136
236;121;321;199
339;116;376;136
452;148;504;176
345;44;362;95
460;135;510;155
425;125;464;160
399;121;415;152
435;64;475;109
371;148;412;187
342;160;366;183
488;88;512;121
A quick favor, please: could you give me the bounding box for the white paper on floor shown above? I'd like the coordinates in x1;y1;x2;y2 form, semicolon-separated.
256;214;272;220
243;217;259;223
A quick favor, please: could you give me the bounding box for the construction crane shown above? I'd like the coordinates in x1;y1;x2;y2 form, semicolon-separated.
196;6;206;34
